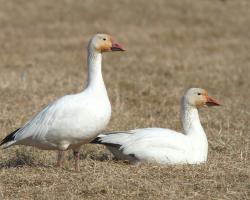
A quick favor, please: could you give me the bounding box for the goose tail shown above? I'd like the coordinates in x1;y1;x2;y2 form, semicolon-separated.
0;128;20;149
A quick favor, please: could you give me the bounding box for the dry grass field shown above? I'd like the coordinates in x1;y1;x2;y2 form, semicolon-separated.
0;0;249;199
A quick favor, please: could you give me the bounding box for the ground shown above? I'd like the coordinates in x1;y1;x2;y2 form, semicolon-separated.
0;0;249;199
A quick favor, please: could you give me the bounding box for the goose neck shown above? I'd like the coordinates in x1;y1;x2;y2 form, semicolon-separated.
181;99;206;138
180;98;208;161
85;49;105;90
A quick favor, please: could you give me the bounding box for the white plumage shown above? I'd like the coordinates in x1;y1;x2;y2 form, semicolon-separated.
1;33;125;171
92;88;220;165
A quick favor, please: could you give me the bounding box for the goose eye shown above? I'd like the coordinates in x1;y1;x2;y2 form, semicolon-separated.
197;93;201;95
103;38;106;41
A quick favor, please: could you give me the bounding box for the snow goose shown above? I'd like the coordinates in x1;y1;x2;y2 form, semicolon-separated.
92;88;220;165
1;33;124;171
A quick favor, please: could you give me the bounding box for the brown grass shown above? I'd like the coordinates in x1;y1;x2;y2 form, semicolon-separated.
0;0;249;199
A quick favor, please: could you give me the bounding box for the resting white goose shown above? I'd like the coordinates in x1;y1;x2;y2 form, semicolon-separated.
92;88;220;165
1;33;124;171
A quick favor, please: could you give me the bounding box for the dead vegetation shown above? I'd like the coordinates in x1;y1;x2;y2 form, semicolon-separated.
0;0;249;199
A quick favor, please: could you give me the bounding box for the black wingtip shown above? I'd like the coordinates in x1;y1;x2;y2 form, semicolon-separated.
90;137;102;144
0;128;20;146
91;137;121;148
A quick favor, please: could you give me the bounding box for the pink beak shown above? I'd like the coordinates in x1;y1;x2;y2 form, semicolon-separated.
111;41;125;51
206;96;221;106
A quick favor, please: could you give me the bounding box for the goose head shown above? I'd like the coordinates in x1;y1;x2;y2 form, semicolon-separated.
89;33;125;53
184;88;220;108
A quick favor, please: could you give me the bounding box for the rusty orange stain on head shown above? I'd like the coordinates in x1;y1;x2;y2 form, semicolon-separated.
195;90;208;108
195;99;206;108
204;91;209;97
96;35;112;52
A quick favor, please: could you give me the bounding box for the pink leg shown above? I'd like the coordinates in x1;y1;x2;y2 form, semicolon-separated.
73;150;80;172
56;150;65;168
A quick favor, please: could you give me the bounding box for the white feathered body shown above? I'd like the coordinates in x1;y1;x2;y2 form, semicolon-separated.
5;88;111;150
98;126;208;165
94;88;218;166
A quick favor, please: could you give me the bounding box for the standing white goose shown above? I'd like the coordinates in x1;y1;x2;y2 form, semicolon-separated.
92;88;220;165
1;33;125;171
